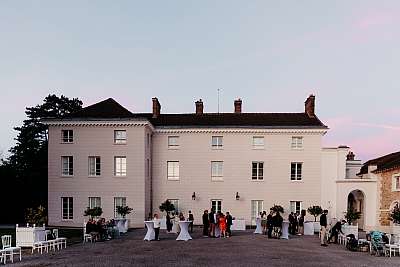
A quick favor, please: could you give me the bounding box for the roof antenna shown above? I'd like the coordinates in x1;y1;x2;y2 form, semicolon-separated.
217;88;221;113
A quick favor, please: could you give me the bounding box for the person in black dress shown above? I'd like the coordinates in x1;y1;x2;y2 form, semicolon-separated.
202;210;209;237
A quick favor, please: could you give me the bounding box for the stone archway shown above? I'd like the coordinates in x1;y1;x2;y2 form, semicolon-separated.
347;189;365;230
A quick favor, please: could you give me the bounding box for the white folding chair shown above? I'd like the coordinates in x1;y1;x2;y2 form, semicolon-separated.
385;234;400;257
0;249;5;264
83;222;94;243
53;229;67;249
1;235;21;264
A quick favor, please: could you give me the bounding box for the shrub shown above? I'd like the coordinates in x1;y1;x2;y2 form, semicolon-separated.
345;207;361;225
25;205;47;226
84;207;103;219
116;206;133;218
307;206;323;222
159;200;175;214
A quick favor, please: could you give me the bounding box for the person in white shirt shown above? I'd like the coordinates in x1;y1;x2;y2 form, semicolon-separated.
153;214;161;241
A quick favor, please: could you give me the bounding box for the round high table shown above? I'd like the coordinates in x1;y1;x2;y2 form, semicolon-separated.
176;221;192;241
281;221;289;239
254;218;262;234
144;221;155;241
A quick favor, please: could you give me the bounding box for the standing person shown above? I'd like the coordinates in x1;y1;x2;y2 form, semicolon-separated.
188;210;194;233
267;210;274;238
209;209;216;237
226;212;233;237
320;210;328;246
202;210;209;237
179;212;185;221
166;212;172;233
288;212;294;235
298;211;305;236
153;214;161;241
219;212;227;238
293;213;299;235
261;211;267;235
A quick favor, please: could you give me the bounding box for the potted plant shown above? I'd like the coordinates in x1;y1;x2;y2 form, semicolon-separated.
270;204;284;215
116;206;133;219
345;207;361;226
84;207;103;219
159;200;175;214
307;206;323;233
115;205;133;234
25;205;48;226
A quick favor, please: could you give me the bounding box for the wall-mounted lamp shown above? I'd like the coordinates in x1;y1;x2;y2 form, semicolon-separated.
192;192;196;200
236;192;240;200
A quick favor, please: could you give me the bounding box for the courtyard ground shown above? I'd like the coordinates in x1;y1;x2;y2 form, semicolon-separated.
9;228;400;267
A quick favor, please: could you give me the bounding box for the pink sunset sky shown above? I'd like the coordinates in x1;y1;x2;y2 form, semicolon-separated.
1;1;399;162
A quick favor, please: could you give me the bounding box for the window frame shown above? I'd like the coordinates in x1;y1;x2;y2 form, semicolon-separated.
290;201;302;214
61;197;73;221
114;197;127;218
252;161;264;180
88;197;101;209
114;156;127;177
291;136;303;149
290;162;303;181
211;199;222;213
168;136;180;149
167;161;180;181
252;136;265;149
61;156;74;177
393;174;400;192
61;130;74;143
211;161;224;181
211;136;223;149
88;156;101;177
114;130;127;144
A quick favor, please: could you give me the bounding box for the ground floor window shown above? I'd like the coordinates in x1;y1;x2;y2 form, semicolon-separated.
251;200;264;225
89;197;101;209
61;197;73;220
114;197;127;218
211;199;222;213
168;199;179;213
290;201;302;214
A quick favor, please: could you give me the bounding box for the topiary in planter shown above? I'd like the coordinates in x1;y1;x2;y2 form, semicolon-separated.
307;206;323;222
116;206;133;219
345;207;361;225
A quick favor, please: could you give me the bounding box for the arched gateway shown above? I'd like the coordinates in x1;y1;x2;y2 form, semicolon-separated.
347;189;365;230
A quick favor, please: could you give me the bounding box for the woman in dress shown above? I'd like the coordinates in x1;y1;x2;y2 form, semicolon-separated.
219;212;227;238
261;211;267;235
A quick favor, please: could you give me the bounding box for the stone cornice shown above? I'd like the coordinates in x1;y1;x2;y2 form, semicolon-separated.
43;120;154;130
155;128;328;134
336;179;377;183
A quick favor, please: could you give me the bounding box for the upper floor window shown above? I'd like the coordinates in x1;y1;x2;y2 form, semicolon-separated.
167;161;180;180
291;162;302;181
88;156;101;176
114;156;127;176
252;136;264;149
291;137;303;149
168;136;179;149
393;174;400;191
252;162;264;180
88;197;101;209
211;161;223;180
61;156;73;176
61;130;73;143
290;201;302;214
114;130;127;144
62;197;73;220
114;197;127;218
212;136;223;149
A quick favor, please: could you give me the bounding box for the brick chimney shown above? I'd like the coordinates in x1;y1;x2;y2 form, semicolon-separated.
195;99;203;115
305;95;315;118
234;98;242;113
152;97;161;118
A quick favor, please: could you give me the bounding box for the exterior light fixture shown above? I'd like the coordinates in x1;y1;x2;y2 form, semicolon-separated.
192;192;196;200
236;192;240;200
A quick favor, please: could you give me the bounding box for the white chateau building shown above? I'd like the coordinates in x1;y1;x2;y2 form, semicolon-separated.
45;95;377;229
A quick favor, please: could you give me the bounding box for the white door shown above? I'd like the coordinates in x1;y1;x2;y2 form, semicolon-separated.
211;200;222;213
251;200;264;225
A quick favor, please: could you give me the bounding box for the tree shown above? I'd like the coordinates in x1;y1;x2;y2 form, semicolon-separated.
270;204;284;214
0;94;82;223
84;207;103;219
159;200;175;214
116;206;133;218
389;203;400;224
307;206;323;222
345;207;361;225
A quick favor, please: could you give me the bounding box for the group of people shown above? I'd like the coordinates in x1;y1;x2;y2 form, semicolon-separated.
85;218;119;241
202;209;233;238
259;210;284;238
288;211;305;235
150;210;195;241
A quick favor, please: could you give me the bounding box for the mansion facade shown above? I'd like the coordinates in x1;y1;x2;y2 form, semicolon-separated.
45;95;376;228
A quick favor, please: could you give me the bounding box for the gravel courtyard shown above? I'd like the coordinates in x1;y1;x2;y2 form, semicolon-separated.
11;228;400;267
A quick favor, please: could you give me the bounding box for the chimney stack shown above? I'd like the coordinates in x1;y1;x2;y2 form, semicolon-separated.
195;99;204;115
347;151;355;161
152;97;161;118
234;98;242;113
305;95;315;117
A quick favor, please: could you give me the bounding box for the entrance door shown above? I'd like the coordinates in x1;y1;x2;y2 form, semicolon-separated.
211;199;222;213
251;200;264;225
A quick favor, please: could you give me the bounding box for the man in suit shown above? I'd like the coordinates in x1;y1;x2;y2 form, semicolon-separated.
320;210;328;246
188;210;194;233
202;210;209;237
209;209;216;237
226;212;233;237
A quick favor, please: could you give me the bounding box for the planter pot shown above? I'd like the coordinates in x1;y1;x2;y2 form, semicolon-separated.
115;219;129;233
313;222;321;233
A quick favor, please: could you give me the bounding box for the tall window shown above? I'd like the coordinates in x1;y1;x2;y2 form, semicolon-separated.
290;201;302;214
252;136;264;149
114;197;127;218
168;136;179;149
61;130;73;143
393;174;400;191
114;156;127;176
252;162;264;180
61;156;73;176
88;156;101;176
211;199;222;213
291;137;303;149
251;200;264;225
88;197;101;209
211;161;223;180
114;130;127;144
291;162;302;181
167;161;180;180
168;199;179;213
211;136;223;148
62;197;73;220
